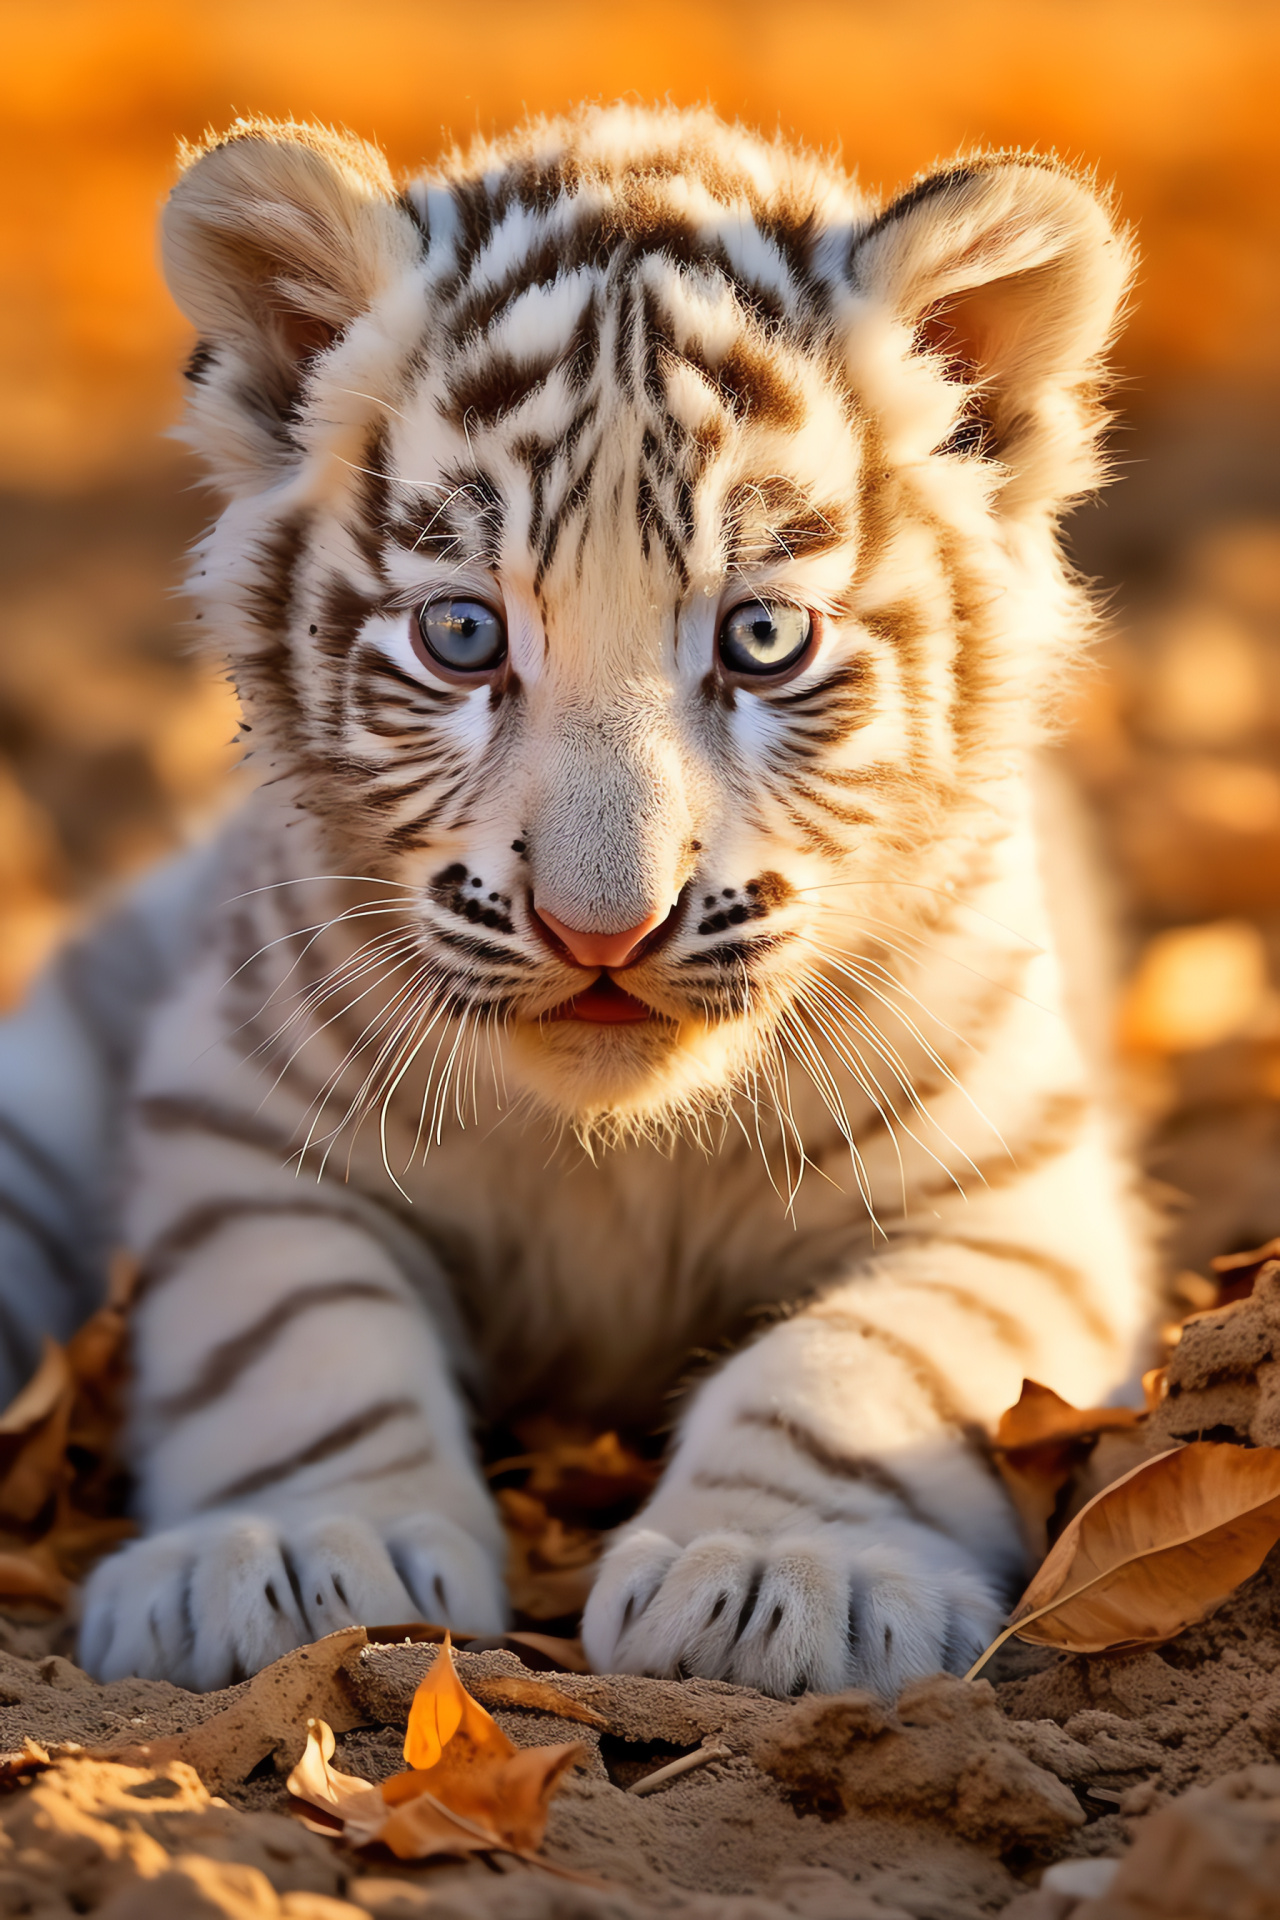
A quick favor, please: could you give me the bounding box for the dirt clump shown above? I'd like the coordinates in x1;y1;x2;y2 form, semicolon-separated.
995;1554;1280;1803
755;1674;1082;1850
0;1748;359;1919
1002;1763;1280;1919
1151;1261;1280;1449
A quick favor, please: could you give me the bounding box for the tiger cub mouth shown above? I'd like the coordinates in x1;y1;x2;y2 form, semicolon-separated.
550;975;654;1024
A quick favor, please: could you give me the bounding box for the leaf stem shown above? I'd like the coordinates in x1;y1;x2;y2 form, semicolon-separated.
406;1785;605;1886
964;1622;1020;1682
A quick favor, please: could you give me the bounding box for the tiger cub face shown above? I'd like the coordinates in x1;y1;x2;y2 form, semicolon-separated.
166;108;1130;1131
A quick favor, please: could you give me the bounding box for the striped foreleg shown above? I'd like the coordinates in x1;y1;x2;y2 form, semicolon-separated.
584;1127;1151;1698
80;1183;505;1688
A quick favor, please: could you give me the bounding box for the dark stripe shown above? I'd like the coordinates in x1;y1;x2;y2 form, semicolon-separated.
908;1233;1116;1347
134;1094;296;1163
148;1279;407;1421
0;1191;83;1292
323;1444;435;1489
0;1116;76;1205
691;1469;878;1529
0;1293;35;1387
201;1397;418;1508
135;1196;406;1304
736;1408;951;1536
913;1093;1087;1200
874;1272;1035;1356
798;1311;971;1433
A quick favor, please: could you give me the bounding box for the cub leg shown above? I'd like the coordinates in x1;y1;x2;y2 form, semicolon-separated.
585;1144;1147;1698
81;1192;505;1688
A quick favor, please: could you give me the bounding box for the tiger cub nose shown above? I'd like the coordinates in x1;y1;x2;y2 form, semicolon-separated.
533;904;670;970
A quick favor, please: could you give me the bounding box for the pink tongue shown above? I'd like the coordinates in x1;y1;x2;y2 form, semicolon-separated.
562;977;652;1024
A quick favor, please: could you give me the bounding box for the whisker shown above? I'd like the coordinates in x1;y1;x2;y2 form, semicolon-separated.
802;968;995;1185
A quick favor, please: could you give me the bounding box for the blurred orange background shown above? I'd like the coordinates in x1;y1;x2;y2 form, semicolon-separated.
1;0;1278;1267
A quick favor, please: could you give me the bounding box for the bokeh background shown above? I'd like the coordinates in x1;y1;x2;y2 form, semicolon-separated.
1;0;1278;1273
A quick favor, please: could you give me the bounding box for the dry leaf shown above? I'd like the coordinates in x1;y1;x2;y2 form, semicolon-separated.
1142;1367;1168;1410
488;1422;660;1626
996;1381;1144;1452
1211;1243;1280;1307
497;1489;601;1621
288;1718;390;1846
0;1278;136;1611
468;1675;609;1730
401;1629;503;1771
119;1625;369;1790
993;1379;1144;1560
287;1634;584;1868
969;1440;1280;1677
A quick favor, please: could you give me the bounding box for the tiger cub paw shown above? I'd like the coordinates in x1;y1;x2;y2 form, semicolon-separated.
581;1524;1003;1700
80;1509;508;1690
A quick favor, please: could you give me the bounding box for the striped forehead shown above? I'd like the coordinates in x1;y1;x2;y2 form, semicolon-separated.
383;234;858;588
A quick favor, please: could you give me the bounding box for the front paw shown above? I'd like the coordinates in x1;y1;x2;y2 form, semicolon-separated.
581;1524;1003;1699
80;1509;507;1689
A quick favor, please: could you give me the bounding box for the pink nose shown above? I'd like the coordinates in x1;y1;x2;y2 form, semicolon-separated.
533;904;669;970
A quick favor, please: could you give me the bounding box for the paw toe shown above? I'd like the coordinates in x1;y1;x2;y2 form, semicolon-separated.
287;1514;414;1640
581;1528;680;1673
584;1522;1005;1699
384;1513;507;1634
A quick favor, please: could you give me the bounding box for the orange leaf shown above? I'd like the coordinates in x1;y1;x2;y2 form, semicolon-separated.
287;1636;585;1868
996;1379;1143;1450
401;1632;508;1771
969;1441;1280;1676
379;1738;583;1858
0;1546;70;1608
993;1379;1145;1561
286;1718;389;1846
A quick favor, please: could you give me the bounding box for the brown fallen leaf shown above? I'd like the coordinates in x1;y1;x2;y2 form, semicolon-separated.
118;1625;369;1790
1211;1241;1280;1307
968;1440;1280;1677
993;1379;1144;1560
496;1486;602;1622
287;1633;585;1871
0;1342;73;1523
487;1421;660;1626
0;1742;53;1789
466;1674;609;1731
0;1261;137;1611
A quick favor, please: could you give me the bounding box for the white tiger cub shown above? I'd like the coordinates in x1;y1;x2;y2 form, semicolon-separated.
12;103;1151;1696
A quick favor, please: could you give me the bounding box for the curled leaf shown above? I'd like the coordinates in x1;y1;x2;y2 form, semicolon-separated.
286;1633;584;1868
996;1380;1143;1452
401;1631;501;1771
993;1378;1144;1560
467;1673;609;1729
379;1733;583;1859
487;1421;659;1622
0;1287;137;1608
286;1718;388;1845
969;1440;1280;1677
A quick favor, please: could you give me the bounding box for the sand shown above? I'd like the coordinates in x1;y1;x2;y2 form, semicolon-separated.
0;1556;1274;1920
0;1288;1279;1918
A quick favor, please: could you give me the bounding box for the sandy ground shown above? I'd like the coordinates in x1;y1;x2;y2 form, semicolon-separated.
2;1125;1280;1918
0;1562;1276;1920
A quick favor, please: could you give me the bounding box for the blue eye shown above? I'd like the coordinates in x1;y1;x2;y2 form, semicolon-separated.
718;600;813;676
414;596;507;675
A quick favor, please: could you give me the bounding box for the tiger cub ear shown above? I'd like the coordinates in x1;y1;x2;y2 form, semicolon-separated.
848;157;1135;514
162;118;420;490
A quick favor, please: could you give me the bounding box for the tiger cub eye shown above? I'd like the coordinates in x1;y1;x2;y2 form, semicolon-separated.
718;600;813;677
414;596;507;675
